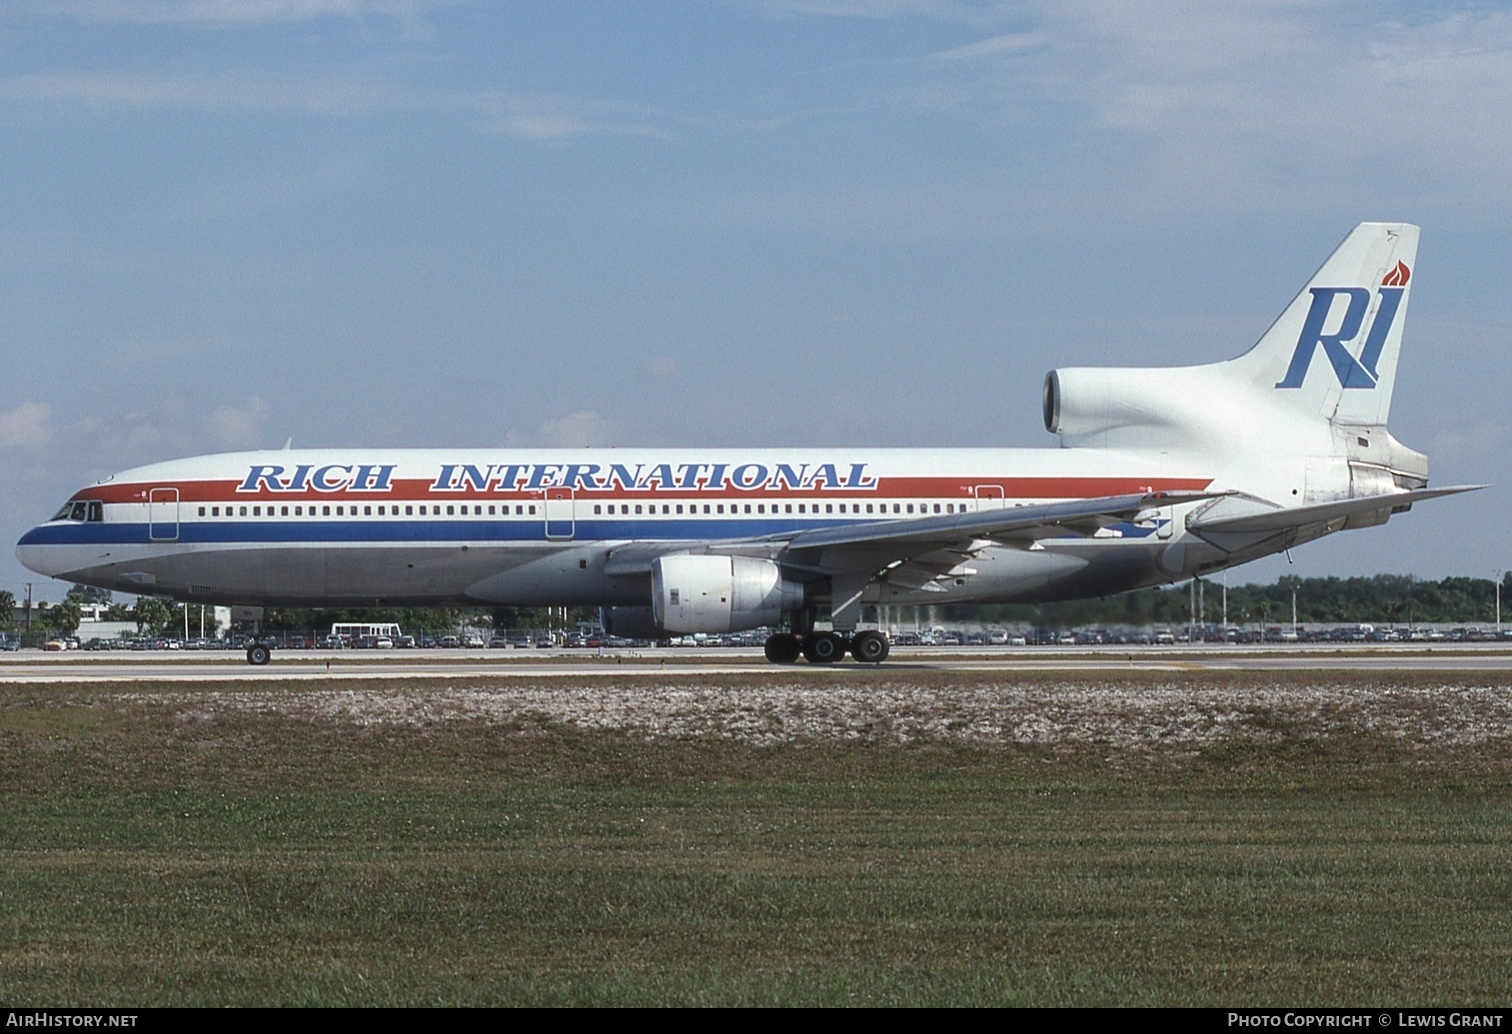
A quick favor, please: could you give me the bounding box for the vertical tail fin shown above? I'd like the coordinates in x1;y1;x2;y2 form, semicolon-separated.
1227;222;1418;427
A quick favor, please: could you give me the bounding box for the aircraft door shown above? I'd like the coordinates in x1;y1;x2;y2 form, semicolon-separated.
1156;504;1174;540
545;488;575;540
974;485;1006;511
148;487;180;542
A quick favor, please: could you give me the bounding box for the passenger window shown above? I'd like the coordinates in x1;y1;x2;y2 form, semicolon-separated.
198;506;206;517
528;505;536;515
594;505;602;515
322;506;330;516
212;506;220;517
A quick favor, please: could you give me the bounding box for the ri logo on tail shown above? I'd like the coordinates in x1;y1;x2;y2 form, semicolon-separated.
1275;259;1411;390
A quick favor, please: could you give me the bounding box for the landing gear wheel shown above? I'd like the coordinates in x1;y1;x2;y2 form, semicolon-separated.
803;632;846;665
764;633;802;664
246;643;271;666
850;630;890;664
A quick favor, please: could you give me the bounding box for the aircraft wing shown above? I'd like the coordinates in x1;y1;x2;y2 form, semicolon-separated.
720;490;1217;618
770;490;1216;555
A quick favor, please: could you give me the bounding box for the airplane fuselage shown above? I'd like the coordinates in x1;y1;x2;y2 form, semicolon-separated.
18;446;1215;609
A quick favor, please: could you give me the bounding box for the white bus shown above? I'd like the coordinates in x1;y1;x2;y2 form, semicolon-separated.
330;622;401;647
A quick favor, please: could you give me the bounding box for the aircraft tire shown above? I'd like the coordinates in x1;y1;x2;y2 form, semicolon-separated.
850;630;890;664
803;632;846;664
764;633;802;664
246;643;271;666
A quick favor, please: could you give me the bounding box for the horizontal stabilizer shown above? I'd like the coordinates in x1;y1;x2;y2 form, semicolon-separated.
1187;485;1484;535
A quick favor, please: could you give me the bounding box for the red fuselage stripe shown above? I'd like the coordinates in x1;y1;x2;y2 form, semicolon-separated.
74;476;1213;505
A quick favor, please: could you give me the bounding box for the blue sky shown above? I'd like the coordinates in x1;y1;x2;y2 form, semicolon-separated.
2;1;1507;603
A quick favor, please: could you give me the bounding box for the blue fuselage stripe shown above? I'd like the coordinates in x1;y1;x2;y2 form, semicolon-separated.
19;516;1160;547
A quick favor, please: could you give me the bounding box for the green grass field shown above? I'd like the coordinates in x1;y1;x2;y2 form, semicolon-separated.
2;671;1510;1006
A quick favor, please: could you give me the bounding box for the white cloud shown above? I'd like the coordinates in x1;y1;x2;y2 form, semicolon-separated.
207;397;272;450
504;410;616;448
1428;420;1507;467
25;0;433;26
0;71;677;143
930;32;1047;61
645;356;680;379
0;401;52;450
886;2;1512;217
746;0;961;18
475;92;672;142
0;70;401;117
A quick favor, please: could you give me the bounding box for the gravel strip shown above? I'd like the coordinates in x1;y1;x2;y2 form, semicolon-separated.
129;677;1512;750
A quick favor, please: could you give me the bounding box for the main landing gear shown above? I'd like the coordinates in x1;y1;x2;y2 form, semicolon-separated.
763;629;890;665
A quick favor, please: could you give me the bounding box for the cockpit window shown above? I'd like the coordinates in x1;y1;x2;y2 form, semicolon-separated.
53;500;104;523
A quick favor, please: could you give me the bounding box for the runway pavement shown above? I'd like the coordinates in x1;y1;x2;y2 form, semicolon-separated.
3;643;1511;682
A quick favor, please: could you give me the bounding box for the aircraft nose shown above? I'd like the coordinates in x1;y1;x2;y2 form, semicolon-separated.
16;526;65;578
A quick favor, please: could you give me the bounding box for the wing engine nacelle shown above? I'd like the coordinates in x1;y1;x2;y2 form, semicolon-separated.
652;554;805;634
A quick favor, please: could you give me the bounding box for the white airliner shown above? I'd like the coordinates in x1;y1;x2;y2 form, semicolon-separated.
17;223;1479;665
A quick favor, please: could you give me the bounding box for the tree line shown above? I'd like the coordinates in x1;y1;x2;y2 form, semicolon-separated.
958;573;1512;629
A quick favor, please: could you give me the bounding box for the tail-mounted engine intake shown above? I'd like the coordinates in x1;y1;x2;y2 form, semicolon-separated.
1043;366;1261;450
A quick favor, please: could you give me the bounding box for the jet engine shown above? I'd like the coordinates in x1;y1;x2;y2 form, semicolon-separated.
1043;366;1262;450
651;554;804;634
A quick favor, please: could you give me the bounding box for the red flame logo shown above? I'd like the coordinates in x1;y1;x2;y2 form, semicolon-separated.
1382;261;1410;287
